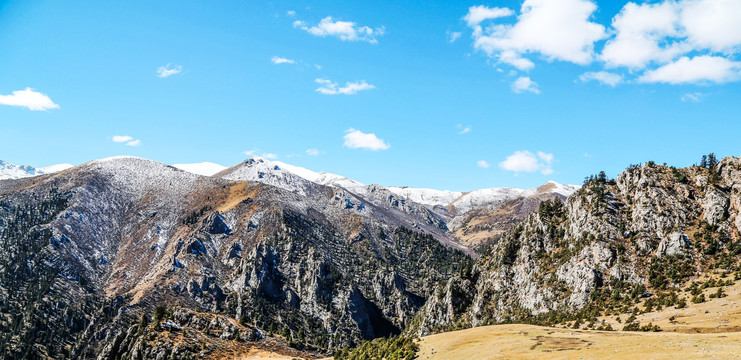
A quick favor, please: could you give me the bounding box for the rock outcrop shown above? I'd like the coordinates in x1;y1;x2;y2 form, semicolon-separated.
412;157;741;336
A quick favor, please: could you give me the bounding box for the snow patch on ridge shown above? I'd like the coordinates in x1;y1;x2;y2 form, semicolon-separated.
173;162;227;176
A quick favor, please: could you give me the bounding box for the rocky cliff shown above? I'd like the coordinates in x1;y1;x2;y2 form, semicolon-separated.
411;156;741;335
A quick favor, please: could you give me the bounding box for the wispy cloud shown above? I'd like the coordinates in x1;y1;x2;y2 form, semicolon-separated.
343;128;390;151
112;135;141;147
456;124;471;134
306;148;321;156
271;56;295;64
261;153;278;159
579;71;623;87
315;78;375;95
448;31;462;43
294;16;385;44
477;160;490;168
157;64;182;78
0;88;59;111
286;10;296;17
681;92;705;103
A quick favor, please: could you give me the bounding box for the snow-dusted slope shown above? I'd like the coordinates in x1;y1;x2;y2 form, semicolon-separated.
0;160;74;180
387;187;463;208
216;158;323;196
216;157;365;195
449;187;530;214
215;157;579;215
173;162;227;176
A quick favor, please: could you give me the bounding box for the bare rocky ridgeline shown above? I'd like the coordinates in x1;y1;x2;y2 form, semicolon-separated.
410;156;741;336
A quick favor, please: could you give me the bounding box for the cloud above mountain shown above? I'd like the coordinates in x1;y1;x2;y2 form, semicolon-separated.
499;150;554;175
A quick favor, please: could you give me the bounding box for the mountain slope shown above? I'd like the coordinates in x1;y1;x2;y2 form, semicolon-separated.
0;156;469;358
411;156;741;336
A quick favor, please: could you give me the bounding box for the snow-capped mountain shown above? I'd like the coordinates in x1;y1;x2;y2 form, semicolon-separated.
216;157;365;196
172;162;227;176
386;187;463;208
0;160;73;180
389;181;580;215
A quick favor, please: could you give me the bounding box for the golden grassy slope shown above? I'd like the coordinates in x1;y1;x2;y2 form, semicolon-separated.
597;274;741;334
416;276;741;359
416;324;741;359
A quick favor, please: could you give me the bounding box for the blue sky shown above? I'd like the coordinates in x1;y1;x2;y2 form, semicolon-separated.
1;0;740;190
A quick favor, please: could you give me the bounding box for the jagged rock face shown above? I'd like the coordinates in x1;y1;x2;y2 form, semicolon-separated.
0;157;468;358
96;307;285;360
412;157;741;336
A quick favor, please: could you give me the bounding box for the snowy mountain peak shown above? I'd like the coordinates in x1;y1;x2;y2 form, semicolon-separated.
218;157;365;194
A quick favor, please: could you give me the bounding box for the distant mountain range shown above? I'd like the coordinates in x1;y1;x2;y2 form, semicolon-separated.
1;156;579;230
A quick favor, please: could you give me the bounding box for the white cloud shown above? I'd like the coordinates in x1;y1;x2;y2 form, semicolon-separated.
0;88;59;111
601;1;683;69
448;31;462;43
315;78;375;95
306;148;320;156
638;55;741;84
460;0;741;88
477;160;490;168
261;153;278;159
271;56;295;64
681;92;705;102
157;64;182;78
511;77;540;94
578;71;623;87
294;16;384;44
499;150;554;174
600;0;741;71
112;135;133;143
343;128;390;151
286;10;296;17
681;0;741;52
243;150;257;156
463;5;513;27
468;0;606;71
112;135;141;146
